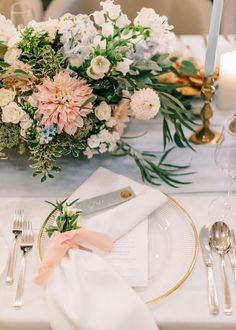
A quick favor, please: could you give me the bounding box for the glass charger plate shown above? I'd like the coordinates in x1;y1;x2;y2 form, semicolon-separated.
37;195;198;304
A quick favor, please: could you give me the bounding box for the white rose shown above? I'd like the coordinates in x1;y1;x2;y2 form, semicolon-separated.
91;55;110;75
93;11;105;26
101;1;121;20
4;47;21;65
86;66;104;80
69;55;84;67
0;88;16;107
101;22;114;37
95;101;111;121
116;14;130;28
116;58;133;76
87;134;100;148
2;102;24;124
93;35;106;50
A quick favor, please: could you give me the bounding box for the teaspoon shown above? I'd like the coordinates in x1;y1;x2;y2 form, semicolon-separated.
210;221;233;315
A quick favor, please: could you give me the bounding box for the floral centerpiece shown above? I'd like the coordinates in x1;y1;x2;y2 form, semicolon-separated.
0;0;196;186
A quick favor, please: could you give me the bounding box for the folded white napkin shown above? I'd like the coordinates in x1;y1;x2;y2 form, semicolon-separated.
67;167;167;241
44;167;167;330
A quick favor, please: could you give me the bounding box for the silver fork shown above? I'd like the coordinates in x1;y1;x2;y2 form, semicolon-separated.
13;221;34;309
6;209;24;285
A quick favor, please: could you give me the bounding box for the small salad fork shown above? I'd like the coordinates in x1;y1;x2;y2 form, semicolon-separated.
6;209;24;285
13;221;34;309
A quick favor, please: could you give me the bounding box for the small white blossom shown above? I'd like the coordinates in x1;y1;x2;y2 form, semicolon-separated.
91;55;110;75
98;129;112;143
86;66;104;80
63;205;80;217
130;88;160;120
4;48;21;65
69;55;84;67
99;143;108;153
116;14;130;28
101;1;121;20
28;19;59;40
95;101;111;121
101;22;114;37
92;11;105;26
7;32;22;48
59;14;97;60
87;135;100;148
0;88;16;107
83;147;94;159
0;14;17;44
92;35;106;49
134;8;174;53
116;58;133;76
2;102;24;124
20;114;33;137
20;113;33;130
28;95;37;107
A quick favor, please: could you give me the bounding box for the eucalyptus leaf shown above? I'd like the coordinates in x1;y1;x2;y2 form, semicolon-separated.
179;60;197;76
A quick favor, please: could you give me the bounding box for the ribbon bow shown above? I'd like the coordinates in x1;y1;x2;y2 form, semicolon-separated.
34;228;113;285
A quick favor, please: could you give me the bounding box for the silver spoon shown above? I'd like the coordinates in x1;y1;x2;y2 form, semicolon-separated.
210;221;233;315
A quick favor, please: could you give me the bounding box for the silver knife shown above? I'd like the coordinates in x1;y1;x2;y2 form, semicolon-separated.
229;230;236;282
200;225;219;315
75;186;135;215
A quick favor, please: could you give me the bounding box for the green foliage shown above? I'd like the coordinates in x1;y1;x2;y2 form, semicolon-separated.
114;141;194;187
0;119;22;158
179;60;197;76
29;117;95;181
19;28;67;78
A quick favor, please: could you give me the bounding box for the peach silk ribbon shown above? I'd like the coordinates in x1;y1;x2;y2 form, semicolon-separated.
34;228;113;285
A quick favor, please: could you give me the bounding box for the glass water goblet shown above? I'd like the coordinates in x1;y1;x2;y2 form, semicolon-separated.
208;116;236;229
10;1;34;28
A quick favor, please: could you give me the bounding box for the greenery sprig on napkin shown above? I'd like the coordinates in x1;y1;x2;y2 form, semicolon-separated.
46;199;82;237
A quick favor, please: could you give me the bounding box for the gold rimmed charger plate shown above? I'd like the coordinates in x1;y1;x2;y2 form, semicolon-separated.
37;194;198;305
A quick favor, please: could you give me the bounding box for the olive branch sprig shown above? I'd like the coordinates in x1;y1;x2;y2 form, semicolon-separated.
113;140;194;187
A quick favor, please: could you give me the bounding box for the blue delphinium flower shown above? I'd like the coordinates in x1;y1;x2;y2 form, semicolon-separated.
38;125;57;144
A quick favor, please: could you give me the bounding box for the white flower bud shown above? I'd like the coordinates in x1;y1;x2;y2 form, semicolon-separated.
101;22;114;37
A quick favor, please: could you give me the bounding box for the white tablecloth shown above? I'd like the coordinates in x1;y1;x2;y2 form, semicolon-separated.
0;35;236;329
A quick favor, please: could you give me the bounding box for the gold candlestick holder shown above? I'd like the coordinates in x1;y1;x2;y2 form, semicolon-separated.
190;75;221;144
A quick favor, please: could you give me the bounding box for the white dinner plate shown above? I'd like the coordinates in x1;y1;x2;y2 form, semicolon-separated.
38;195;198;304
0;235;9;278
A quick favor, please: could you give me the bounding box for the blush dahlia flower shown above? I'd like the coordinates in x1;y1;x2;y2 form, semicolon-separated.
34;71;93;135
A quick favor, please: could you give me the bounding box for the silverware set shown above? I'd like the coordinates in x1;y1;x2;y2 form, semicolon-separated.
5;209;34;309
200;221;236;315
